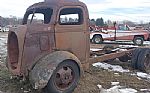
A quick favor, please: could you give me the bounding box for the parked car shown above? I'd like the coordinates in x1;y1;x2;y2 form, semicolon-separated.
90;25;150;45
0;27;9;32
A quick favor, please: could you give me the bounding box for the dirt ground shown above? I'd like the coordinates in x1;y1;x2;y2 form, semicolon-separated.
0;32;150;93
0;61;150;93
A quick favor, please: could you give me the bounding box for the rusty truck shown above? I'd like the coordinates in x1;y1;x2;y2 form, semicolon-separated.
7;0;150;93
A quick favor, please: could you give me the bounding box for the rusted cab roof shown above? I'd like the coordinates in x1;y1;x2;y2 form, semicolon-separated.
27;0;86;11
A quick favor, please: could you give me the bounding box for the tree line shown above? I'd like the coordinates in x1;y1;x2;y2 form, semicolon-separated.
0;15;148;28
0;16;22;27
90;17;138;27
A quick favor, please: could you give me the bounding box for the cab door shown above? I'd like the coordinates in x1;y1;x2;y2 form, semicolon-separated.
22;8;55;69
55;6;90;63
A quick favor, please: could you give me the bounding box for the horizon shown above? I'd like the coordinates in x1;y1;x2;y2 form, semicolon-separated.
1;0;150;23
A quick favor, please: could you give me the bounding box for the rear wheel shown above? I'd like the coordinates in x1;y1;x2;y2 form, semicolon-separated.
46;60;80;93
137;49;150;73
131;48;142;69
93;35;103;44
133;37;144;46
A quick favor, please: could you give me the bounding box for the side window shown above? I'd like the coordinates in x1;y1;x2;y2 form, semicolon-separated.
23;8;53;25
59;8;83;25
27;13;44;24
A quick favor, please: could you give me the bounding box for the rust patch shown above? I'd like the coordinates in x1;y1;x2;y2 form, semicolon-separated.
29;51;82;89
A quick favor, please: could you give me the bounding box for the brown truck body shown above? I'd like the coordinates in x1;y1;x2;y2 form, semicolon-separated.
8;0;90;76
7;0;150;92
7;0;91;91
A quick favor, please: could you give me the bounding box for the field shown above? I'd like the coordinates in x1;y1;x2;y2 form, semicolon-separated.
0;32;150;93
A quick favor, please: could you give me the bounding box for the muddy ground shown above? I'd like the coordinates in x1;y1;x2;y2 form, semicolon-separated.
0;32;150;93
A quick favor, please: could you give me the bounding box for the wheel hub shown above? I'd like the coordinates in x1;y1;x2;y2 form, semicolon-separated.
136;39;142;45
55;66;74;90
95;38;101;43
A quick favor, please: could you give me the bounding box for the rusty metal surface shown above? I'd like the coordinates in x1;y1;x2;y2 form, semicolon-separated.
89;49;134;64
54;65;75;90
7;0;89;77
90;44;120;49
21;24;55;76
7;25;27;75
29;51;82;89
26;0;87;13
55;5;90;65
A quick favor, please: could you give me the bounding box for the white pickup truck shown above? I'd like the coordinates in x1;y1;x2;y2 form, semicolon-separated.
90;25;150;45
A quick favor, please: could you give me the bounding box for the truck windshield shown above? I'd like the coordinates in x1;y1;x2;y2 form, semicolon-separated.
22;8;53;25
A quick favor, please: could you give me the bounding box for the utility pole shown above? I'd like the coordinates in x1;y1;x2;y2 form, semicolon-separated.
114;21;117;41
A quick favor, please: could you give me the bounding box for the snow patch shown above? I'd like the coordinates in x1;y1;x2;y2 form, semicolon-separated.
97;84;102;89
93;62;150;80
90;48;102;51
99;85;137;93
119;88;138;93
137;72;150;79
114;73;120;77
119;45;138;48
111;82;120;86
0;35;8;63
144;41;150;45
93;62;130;73
140;89;150;92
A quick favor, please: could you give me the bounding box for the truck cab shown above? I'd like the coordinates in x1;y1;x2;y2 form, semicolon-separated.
7;0;90;92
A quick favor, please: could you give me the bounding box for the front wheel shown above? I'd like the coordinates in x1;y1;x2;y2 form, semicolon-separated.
46;60;80;93
133;37;144;46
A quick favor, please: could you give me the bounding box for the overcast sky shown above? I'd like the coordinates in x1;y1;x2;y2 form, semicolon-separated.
1;0;150;22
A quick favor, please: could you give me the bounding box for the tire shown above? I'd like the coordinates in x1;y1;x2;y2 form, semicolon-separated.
103;45;114;54
133;37;144;46
131;48;142;69
45;60;80;93
137;48;150;73
118;55;130;62
92;35;103;44
103;45;115;62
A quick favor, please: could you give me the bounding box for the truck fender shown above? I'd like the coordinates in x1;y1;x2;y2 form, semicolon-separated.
29;51;82;89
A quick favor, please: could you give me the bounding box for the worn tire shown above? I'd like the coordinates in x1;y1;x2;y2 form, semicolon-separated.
137;48;150;73
103;45;114;54
131;48;142;69
118;55;130;62
103;45;115;62
92;35;103;44
133;37;144;46
46;60;80;93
